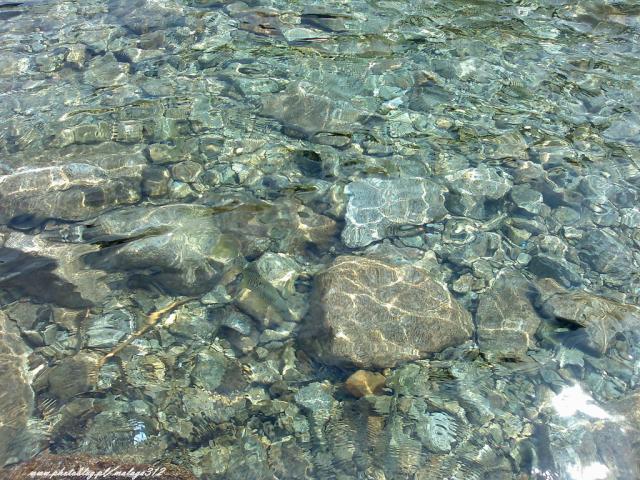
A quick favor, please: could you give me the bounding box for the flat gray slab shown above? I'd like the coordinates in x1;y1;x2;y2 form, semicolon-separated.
341;177;447;248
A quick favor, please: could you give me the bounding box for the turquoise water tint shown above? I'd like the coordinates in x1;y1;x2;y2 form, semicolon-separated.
0;0;639;479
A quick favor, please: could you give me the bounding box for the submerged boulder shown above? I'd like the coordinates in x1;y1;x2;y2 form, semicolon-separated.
445;165;512;219
538;278;640;354
341;177;447;248
81;199;336;295
0;164;140;226
260;81;366;145
476;269;541;360
82;204;241;295
301;255;473;368
578;228;635;279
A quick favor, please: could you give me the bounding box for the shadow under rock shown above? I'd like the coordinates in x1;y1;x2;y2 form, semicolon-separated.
0;247;92;309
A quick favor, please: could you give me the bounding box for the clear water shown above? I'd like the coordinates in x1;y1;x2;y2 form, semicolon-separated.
1;0;639;479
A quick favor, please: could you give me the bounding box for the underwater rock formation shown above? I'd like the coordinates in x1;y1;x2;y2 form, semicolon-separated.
301;255;473;368
0;164;140;226
476;269;541;360
341;177;447;248
538;278;640;354
260;81;367;146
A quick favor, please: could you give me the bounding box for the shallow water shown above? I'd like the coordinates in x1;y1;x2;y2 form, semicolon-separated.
1;0;639;478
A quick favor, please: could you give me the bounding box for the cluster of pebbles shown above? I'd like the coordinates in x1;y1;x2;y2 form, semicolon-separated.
1;0;640;478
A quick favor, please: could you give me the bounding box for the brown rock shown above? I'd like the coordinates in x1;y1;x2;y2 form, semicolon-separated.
302;255;473;368
47;352;101;401
345;370;386;398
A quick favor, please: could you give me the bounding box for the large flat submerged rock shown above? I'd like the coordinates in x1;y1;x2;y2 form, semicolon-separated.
341;177;447;248
0;163;140;225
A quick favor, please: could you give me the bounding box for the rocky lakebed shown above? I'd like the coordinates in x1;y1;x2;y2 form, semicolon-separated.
1;0;640;479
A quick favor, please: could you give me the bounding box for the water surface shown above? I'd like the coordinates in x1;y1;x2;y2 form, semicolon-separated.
1;1;640;479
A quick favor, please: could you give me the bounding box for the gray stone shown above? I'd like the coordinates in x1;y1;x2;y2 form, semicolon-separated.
476;270;541;360
201;285;232;305
301;7;350;32
47;352;100;401
503;224;531;245
181;388;247;425
536;235;569;258
54;123;112;147
234;253;306;325
302;255;473;368
191;347;227;391
35;48;66;72
294;382;334;414
260;81;365;144
148;143;178;164
528;254;582;288
253;253;301;294
509;217;547;235
83;204;243;295
65;44;87;69
621;208;640;228
578;175;615;205
553;206;581;226
168;304;218;342
488;131;529;160
446;166;512;200
446;232;502;268
386;363;430;397
171;161;203;183
445;165;512;219
124;354;166;389
578;229;635;278
217;308;254;336
516;253;532;265
606;391;640;431
0;52;30;77
0;164;140;225
212;199;337;258
408;79;451;111
83;52;129;88
452;273;484;293
233;262;300;328
538;278;640;354
591;204;620;227
602;113;640;146
418;412;458;453
510;184;544;214
168;180;194;200
189;445;230;478
342;177;446;248
141;166;171;198
85;310;134;349
282;27;330;43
